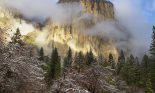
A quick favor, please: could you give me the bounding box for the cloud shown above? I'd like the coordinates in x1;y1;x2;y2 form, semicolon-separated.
0;0;82;24
109;0;153;58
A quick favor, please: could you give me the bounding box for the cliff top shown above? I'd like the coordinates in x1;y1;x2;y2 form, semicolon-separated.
81;0;113;6
58;0;113;5
58;0;79;3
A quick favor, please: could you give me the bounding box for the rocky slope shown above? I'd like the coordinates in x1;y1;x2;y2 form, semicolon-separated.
0;43;144;93
47;65;144;93
0;43;45;93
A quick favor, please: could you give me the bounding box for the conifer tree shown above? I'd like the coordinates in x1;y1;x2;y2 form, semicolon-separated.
129;54;135;65
44;56;50;64
149;26;155;90
117;50;125;74
48;48;61;82
64;47;72;68
11;28;22;44
145;76;155;93
120;55;140;85
39;47;44;61
142;55;149;74
63;57;68;68
108;53;115;69
98;54;104;66
103;59;110;67
67;47;72;66
74;51;84;73
85;49;94;65
127;55;137;85
120;57;130;84
134;57;141;85
150;26;155;56
141;55;150;84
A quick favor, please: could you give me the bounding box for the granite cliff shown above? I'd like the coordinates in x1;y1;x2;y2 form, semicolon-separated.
59;0;114;19
33;0;118;58
80;0;114;19
0;0;118;58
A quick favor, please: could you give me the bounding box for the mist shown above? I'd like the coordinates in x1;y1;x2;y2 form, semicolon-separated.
0;0;153;58
84;21;131;51
0;0;82;24
110;0;153;58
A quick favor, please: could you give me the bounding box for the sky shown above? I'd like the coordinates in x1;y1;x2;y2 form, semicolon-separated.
138;0;155;24
136;0;155;24
110;0;155;24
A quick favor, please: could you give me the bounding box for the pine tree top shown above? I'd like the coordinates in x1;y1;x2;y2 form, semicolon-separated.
150;26;155;57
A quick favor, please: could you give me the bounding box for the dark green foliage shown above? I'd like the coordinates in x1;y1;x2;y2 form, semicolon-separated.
97;54;104;66
85;49;95;65
128;54;135;65
11;28;22;45
117;27;155;90
44;56;50;64
117;50;125;74
51;48;61;79
64;47;72;68
63;57;68;68
46;48;61;85
39;47;44;61
102;59;110;67
108;53;115;69
74;51;84;73
150;26;155;56
120;55;140;85
141;55;149;74
140;55;150;85
120;57;130;84
145;76;155;93
149;26;155;90
129;56;140;85
134;57;141;85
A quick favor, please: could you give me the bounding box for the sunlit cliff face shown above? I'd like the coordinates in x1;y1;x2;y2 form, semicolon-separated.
0;0;119;59
32;19;118;59
33;0;118;59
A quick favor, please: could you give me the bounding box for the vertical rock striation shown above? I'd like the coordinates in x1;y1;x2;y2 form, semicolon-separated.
80;0;114;19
